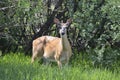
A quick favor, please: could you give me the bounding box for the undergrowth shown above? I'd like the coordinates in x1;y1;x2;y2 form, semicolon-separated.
0;53;120;80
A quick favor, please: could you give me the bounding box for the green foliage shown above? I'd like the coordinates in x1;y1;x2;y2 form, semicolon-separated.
0;0;120;67
72;0;120;67
0;0;46;52
0;53;120;80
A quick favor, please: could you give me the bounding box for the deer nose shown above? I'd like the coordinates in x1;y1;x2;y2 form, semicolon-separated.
61;32;65;35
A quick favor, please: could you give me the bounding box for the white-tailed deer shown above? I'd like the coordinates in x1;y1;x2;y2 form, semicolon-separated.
31;36;58;63
31;18;72;68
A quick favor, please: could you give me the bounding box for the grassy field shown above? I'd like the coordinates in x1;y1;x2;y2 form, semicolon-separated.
0;53;120;80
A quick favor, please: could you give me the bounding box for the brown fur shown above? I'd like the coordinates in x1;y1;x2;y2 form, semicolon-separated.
31;18;72;68
31;36;58;63
43;35;72;68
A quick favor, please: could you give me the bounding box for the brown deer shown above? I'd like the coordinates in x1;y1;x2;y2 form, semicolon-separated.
31;18;72;68
31;36;58;63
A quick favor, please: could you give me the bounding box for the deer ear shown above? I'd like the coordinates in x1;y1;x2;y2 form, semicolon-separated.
66;18;72;25
54;18;60;24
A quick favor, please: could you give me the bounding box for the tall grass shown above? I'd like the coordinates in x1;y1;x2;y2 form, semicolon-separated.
0;53;120;80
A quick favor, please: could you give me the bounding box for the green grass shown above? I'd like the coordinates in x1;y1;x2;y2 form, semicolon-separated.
0;53;120;80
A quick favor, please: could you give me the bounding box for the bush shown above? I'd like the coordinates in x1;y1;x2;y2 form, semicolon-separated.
72;0;120;67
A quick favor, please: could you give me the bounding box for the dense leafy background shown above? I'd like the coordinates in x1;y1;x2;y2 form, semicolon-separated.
0;0;120;67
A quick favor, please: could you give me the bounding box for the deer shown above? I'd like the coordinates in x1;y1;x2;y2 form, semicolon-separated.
31;18;72;68
31;36;59;63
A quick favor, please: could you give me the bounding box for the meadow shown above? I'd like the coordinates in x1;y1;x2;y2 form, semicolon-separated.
0;53;120;80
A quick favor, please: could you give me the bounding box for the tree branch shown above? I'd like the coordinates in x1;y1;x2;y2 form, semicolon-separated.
0;6;15;10
25;0;64;55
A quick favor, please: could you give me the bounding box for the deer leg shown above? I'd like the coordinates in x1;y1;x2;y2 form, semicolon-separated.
55;53;62;68
65;55;69;66
42;52;51;65
63;53;70;66
31;45;39;63
42;56;50;65
57;60;62;68
64;59;69;67
31;51;37;63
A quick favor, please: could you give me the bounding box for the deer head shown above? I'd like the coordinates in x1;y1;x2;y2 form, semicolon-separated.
54;18;72;36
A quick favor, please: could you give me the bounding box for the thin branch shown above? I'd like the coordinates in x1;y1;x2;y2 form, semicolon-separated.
0;6;15;10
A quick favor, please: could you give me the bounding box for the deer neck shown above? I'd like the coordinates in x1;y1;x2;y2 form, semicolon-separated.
60;34;69;50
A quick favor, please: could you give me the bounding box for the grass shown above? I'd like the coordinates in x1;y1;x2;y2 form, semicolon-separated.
0;53;120;80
